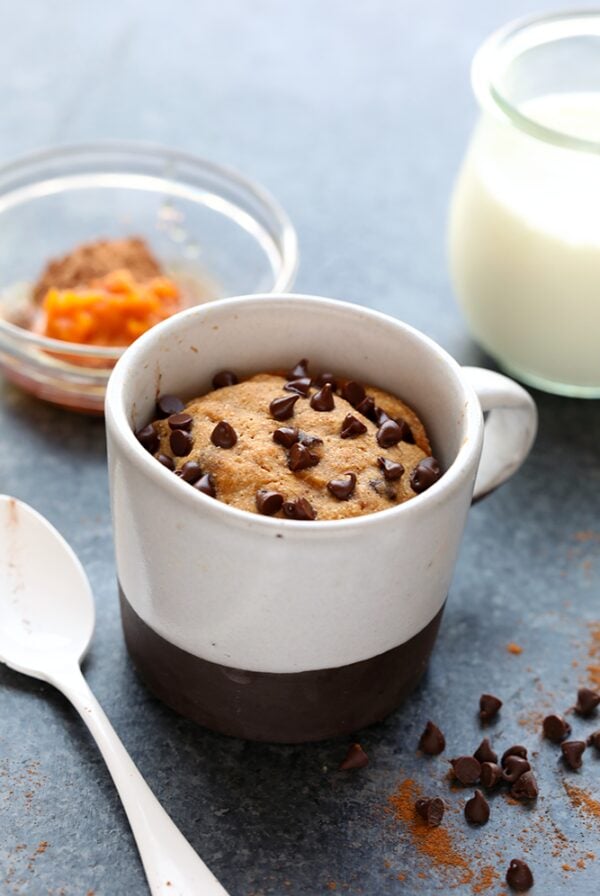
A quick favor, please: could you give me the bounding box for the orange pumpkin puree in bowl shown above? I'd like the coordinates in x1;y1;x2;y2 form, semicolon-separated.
41;269;181;347
31;237;182;349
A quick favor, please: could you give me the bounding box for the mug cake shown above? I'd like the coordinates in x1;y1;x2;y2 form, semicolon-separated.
135;358;443;521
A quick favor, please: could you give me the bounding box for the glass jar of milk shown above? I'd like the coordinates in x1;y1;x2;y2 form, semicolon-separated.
449;11;600;397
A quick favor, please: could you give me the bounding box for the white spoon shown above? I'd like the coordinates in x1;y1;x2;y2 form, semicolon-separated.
0;495;230;896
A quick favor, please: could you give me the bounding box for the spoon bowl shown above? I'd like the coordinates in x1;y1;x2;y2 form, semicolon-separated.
0;495;94;679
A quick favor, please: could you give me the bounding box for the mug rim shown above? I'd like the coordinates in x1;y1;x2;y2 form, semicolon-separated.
105;293;483;534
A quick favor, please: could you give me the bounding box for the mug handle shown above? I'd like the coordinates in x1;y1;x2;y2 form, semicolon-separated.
461;367;537;502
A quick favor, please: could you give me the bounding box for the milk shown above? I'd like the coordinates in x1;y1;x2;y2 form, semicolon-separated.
449;92;600;394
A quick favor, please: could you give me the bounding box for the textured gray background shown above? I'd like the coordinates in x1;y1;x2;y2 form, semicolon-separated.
1;1;600;894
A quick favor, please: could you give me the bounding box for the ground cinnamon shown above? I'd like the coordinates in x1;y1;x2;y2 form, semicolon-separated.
563;780;600;821
471;865;499;894
587;623;600;690
32;237;162;303
387;779;473;885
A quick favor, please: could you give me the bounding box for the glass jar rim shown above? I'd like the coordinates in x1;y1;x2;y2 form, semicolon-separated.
472;8;600;155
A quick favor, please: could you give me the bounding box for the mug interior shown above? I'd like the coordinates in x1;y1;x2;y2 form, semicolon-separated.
109;294;478;490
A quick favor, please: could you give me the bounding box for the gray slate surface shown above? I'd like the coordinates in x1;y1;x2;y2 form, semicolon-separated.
1;1;600;893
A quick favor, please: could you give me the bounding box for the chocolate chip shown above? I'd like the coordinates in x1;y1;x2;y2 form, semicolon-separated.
398;419;415;444
450;756;481;785
298;431;323;449
543;714;571;743
474;738;498;764
212;370;238;389
561;740;586;770
284;377;312;397
155;453;175;471
312;372;337;391
355;396;377;422
575;687;600;717
587;730;600;750
511;770;538;801
374;407;391;426
270;394;299;421
377;456;404;481
502;756;531;783
282;497;316;521
376;419;404;448
415;797;445;827
506;859;534;892
393;417;413;443
410;457;442;493
368;478;397;501
501;745;528;766
167;412;193;431
273;427;300;448
341;380;366;407
340;414;368;439
418;721;446;755
288;442;320;472
339;743;368;770
480;762;502;789
287;359;309;379
170;429;193;457
479;693;502;722
178;461;203;483
255;490;284;516
135;424;159;453
414;797;428;818
156;394;185;417
211;421;237;449
193;472;216;497
464;790;489;825
327;473;356;501
310;383;335;412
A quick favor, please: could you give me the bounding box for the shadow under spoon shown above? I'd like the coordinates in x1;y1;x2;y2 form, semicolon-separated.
0;494;230;896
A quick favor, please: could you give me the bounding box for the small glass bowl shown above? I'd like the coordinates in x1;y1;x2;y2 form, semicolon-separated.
0;142;298;413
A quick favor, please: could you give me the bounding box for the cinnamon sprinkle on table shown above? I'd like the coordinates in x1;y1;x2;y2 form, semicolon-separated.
563;780;600;822
387;779;473;885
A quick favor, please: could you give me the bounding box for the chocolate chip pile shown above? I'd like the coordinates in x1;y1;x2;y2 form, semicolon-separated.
134;359;442;521
541;685;600;769
409;685;600;891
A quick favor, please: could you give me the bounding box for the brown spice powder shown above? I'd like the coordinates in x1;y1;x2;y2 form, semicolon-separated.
563;780;600;821
574;531;600;543
387;779;473;885
471;865;499;894
587;623;600;689
32;237;162;303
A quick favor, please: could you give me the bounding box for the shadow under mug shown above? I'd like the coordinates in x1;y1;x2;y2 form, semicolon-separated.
105;295;537;742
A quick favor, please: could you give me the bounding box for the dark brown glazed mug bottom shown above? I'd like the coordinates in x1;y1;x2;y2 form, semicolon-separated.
119;586;444;743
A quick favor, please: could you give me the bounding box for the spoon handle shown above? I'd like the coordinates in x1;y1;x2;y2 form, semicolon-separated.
53;664;231;896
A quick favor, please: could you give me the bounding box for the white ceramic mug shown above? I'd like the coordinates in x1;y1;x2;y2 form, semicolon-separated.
105;295;537;742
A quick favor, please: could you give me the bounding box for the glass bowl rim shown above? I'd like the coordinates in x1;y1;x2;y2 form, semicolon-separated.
0;139;299;362
472;8;600;155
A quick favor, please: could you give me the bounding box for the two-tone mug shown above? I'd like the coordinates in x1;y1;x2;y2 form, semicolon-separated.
105;295;536;742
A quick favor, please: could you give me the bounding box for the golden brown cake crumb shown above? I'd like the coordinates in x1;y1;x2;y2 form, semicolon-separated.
149;372;438;521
